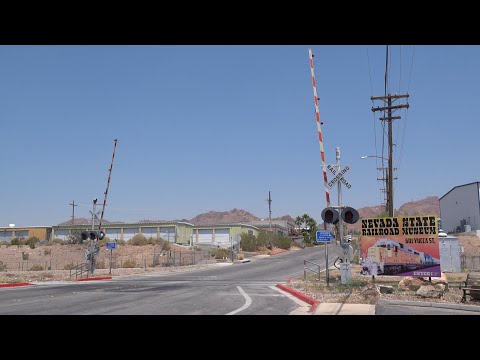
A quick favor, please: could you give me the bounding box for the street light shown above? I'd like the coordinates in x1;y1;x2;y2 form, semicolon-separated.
360;155;387;160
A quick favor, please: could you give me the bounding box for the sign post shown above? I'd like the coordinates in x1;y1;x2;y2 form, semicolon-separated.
106;242;117;275
316;230;334;286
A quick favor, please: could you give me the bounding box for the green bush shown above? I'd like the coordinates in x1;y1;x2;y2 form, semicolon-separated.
240;233;258;252
122;259;137;268
11;238;23;246
0;261;7;271
25;236;40;249
30;264;44;271
272;234;292;250
116;239;126;246
130;234;148;246
210;247;229;259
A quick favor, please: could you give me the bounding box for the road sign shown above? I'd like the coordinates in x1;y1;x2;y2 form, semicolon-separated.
106;242;117;250
326;164;351;189
316;231;334;243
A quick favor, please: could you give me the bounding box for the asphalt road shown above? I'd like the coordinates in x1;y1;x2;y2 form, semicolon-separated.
0;245;342;315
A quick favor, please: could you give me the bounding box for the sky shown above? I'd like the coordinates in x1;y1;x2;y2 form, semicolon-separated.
0;45;479;227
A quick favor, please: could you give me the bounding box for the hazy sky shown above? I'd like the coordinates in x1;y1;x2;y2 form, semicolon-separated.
0;45;478;226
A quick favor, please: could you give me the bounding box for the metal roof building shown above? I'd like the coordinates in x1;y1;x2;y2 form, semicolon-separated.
439;181;480;234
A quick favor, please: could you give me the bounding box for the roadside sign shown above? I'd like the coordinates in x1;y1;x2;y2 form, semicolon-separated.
326;164;351;189
316;231;334;243
106;242;117;250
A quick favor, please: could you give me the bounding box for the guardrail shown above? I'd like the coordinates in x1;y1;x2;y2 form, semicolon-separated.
304;259;321;281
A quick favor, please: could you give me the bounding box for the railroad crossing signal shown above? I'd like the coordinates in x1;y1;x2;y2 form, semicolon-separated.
81;230;105;241
326;164;352;189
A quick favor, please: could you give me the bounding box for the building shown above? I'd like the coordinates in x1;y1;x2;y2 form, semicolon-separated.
192;223;259;248
439;181;480;234
52;221;195;245
0;226;52;242
245;219;295;236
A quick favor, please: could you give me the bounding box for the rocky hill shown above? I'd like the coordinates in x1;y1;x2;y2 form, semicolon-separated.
57;197;440;228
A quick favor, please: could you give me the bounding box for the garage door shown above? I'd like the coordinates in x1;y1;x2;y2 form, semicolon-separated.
160;227;176;243
215;228;230;247
197;229;213;244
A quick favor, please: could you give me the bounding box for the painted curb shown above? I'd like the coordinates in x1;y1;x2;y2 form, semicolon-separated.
0;282;33;288
75;276;112;282
276;283;320;312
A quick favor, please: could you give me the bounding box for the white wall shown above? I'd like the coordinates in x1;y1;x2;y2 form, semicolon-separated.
440;183;480;233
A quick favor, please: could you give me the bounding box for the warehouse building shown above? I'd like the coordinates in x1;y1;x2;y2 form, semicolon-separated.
439;181;480;234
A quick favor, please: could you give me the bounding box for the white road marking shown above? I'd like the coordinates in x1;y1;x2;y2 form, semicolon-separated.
226;286;252;315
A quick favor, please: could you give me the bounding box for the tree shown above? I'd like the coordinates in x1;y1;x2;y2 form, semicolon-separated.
295;214;317;246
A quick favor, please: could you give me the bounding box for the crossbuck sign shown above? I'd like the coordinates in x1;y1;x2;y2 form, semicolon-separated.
326;164;352;189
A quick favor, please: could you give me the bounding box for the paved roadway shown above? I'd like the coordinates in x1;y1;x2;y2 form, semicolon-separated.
0;245;341;315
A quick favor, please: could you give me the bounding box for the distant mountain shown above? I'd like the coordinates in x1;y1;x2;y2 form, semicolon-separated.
189;208;260;225
57;218;115;226
274;215;296;223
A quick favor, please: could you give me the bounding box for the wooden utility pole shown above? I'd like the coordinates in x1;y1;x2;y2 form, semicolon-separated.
69;200;78;225
371;94;409;216
267;191;272;232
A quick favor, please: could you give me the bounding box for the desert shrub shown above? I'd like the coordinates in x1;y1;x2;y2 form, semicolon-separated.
97;239;107;247
64;262;76;270
240;233;257;252
51;238;65;245
25;236;40;249
255;231;271;249
30;264;44;271
272;234;292;250
130;234;148;246
95;259;106;269
0;261;7;271
116;239;126;246
122;259;137;268
210;247;229;259
44;248;52;255
11;238;24;246
237;253;245;260
22;252;29;260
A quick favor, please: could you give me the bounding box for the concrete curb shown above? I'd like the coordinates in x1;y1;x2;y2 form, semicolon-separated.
0;282;33;288
75;276;112;282
276;284;320;313
378;299;480;312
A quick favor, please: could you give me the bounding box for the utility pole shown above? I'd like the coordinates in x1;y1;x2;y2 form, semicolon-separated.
267;191;272;232
371;94;409;216
69;200;78;225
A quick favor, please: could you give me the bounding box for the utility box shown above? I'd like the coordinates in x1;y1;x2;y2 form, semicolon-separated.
439;235;461;272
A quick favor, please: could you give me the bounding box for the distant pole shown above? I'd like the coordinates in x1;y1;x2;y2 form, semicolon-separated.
69;200;78;225
267;191;272;232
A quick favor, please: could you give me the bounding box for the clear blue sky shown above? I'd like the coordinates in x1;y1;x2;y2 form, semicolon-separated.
1;45;478;226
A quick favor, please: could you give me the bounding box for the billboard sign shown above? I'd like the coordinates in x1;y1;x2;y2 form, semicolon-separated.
360;215;441;277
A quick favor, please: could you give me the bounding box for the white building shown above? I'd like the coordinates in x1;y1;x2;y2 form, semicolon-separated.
439;182;480;234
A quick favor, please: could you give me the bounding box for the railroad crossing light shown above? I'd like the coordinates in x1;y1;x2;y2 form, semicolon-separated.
341;207;359;224
321;207;339;224
81;230;105;241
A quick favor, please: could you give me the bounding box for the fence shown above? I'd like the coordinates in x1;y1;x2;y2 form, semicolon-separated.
0;246;212;272
461;254;480;272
